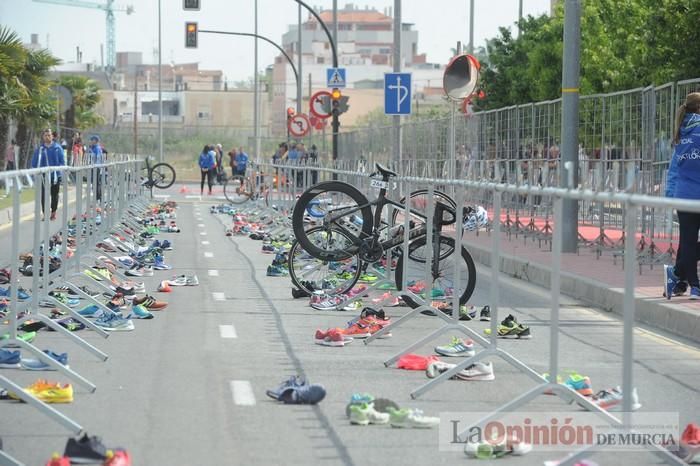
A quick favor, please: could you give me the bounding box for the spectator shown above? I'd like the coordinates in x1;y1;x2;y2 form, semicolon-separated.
308;144;319;184
5;139;18;171
198;144;216;196
88;136;104;201
215;143;225;184
71;133;83;167
228;147;238;178
31;128;65;220
234;146;249;177
664;92;700;300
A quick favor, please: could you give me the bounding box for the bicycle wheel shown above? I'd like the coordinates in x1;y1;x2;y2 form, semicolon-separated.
395;235;476;309
149;163;176;189
224;175;253;204
390;189;456;227
288;226;362;295
292;181;373;261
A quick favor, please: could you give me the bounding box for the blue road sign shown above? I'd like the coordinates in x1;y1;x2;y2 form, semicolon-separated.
384;73;412;115
326;68;346;88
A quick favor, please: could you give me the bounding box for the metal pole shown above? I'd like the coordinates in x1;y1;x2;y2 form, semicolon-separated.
133;73;138;156
333;0;338;162
254;0;260;161
158;0;163;163
560;0;581;252
297;4;302;116
468;0;474;54
518;0;523;35
393;0;401;170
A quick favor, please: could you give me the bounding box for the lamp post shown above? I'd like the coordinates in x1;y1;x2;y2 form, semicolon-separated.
158;0;163;162
294;0;339;161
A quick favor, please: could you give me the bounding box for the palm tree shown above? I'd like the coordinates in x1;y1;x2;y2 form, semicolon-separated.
0;26;28;170
57;75;104;144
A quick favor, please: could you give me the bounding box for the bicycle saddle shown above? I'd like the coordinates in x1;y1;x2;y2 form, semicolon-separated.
374;163;397;179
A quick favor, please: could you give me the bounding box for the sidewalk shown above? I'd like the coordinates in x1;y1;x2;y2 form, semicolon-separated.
0;187;77;230
461;228;700;344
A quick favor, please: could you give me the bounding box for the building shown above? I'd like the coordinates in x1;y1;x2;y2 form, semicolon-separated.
271;3;444;136
113;52;223;92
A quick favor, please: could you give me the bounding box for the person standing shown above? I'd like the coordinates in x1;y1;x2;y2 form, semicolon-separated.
88;135;105;202
5;139;18;171
234;146;249;177
228;147;238;178
198;144;216;195
31;128;65;220
308;144;319;184
664;92;700;299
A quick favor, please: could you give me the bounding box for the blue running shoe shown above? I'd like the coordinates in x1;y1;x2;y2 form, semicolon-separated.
128;304;154;320
664;264;679;300
266;265;288;277
78;304;101;318
691;287;700;300
0;348;20;368
20;350;69;371
278;383;326;405
266;376;306;400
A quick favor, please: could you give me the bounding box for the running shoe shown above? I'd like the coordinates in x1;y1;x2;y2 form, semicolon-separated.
185;274;199;286
167;276;187;286
664;264;679;301
63;433;108;464
132;295;168;311
0;348;20;368
349;402;390;425
426;361;495;381
585;386;641;411
479;305;491;321
128;304;154;320
277;383;326;405
266;376;306;400
31;382;74;403
266;265;288;277
152;256;172;270
342;300;364;312
341;322;372;339
387;407;440;429
314;328;352;347
20;350;69;371
679;424;700;464
78;304;101;318
407;281;426;294
484;314;531;339
691;287;700;300
310;297;342;311
464;436;532;459
434;337;476;357
94;313;135;332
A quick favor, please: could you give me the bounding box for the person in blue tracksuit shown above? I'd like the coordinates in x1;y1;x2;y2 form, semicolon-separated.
88;135;105;202
31;128;65;220
664;92;700;299
198;144;217;195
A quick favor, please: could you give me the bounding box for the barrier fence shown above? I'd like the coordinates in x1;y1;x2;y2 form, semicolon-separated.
0;156;144;466
252;160;695;465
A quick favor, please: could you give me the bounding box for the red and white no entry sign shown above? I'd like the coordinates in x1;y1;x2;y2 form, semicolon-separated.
309;90;332;119
288;113;310;137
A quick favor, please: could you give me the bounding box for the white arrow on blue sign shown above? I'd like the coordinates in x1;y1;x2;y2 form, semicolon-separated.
384;73;412;115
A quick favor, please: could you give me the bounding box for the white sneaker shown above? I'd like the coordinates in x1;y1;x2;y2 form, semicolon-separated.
349;403;390;425
455;362;495;381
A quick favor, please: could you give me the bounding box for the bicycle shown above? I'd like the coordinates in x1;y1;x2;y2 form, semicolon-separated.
291;163;476;307
142;156;176;190
223;170;270;206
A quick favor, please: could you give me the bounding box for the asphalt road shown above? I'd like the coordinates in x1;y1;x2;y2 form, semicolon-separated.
1;196;698;466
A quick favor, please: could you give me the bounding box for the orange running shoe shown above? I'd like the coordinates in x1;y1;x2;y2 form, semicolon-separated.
342;322;372;339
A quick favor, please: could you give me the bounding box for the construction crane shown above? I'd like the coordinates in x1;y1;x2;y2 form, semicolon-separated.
32;0;134;71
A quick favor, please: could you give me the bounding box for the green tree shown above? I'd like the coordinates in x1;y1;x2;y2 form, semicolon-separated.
0;26;28;170
57;75;104;143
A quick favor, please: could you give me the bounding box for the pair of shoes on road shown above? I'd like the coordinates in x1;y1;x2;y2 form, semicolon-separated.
484;314;531;339
543;371;594;397
663;264;700;299
351;404;440;428
464;435;532;459
60;432;131;465
425;360;495;381
266;376;326;405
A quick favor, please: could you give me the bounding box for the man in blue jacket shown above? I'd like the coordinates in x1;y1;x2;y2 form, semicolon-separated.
31;128;65;220
664;92;700;299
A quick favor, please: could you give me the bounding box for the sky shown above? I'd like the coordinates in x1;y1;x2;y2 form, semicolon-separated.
1;0;552;83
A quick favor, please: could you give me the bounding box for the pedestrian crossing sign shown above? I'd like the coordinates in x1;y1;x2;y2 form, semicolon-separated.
326;68;346;88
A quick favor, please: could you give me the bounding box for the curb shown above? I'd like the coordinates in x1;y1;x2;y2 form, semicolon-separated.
463;239;700;344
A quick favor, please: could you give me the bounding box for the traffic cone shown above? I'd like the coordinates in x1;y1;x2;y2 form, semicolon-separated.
179;185;189;193
158;280;172;292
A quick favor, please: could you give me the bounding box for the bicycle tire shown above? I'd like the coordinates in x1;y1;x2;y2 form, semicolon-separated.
150;162;176;189
390;189;456;226
288;226;362;295
292;181;373;261
395;235;476;308
224;175;253;204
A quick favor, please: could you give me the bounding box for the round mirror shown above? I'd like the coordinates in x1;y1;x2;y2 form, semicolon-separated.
443;54;480;101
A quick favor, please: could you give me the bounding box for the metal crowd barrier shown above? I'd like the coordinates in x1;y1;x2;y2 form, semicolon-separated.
260;160;690;466
0;156;143;466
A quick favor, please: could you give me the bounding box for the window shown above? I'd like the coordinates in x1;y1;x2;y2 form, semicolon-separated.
379;48;391;54
197;106;210;119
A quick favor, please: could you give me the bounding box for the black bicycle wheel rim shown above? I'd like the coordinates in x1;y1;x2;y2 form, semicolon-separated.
291;181;373;261
150;163;176;189
288;226;362;295
391;189;456;226
395;235;476;308
224;175;252;204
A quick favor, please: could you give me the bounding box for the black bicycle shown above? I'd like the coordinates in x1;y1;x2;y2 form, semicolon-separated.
291;163;476;307
142;156;176;190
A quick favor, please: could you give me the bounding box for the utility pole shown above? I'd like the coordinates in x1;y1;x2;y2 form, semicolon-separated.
560;0;581;252
158;0;163;162
468;0;474;54
297;4;302;116
254;0;260;161
392;0;401;170
332;0;338;161
133;73;138;156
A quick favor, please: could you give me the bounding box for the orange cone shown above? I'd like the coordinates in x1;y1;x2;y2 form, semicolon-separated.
158;280;172;292
179;185;189;193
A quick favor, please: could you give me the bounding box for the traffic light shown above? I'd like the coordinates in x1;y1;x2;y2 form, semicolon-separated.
338;96;350;114
330;88;341;116
183;0;200;10
185;22;198;48
331;88;342;100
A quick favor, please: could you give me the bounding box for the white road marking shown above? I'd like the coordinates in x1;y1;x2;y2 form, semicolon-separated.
204;252;213;258
212;292;225;301
153;194;170;199
201;241;210;245
200;231;207;236
219;324;237;338
185;195;201;199
230;380;256;406
198;223;205;228
208;269;219;276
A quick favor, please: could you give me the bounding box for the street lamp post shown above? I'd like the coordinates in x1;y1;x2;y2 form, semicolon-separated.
294;0;339;162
